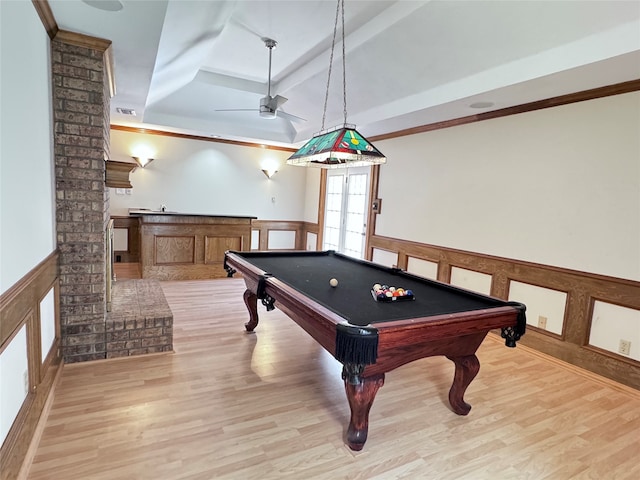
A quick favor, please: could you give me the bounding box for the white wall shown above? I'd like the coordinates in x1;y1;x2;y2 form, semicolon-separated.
109;130;308;220
0;0;56;294
303;168;321;223
0;0;56;447
376;93;640;281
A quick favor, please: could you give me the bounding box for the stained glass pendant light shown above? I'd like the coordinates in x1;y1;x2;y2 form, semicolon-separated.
286;0;386;168
287;124;385;167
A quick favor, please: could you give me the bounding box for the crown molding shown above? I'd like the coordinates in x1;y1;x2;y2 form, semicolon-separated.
110;125;298;153
32;0;57;38
52;30;115;98
53;29;111;51
370;79;640;142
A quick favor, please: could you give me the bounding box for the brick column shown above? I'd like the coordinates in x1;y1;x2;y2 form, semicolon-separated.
52;33;111;362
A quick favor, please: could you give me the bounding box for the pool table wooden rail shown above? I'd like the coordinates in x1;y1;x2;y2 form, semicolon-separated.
242;274;340;355
237;249;518;377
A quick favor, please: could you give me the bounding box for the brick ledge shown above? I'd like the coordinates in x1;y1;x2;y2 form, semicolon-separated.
106;279;173;358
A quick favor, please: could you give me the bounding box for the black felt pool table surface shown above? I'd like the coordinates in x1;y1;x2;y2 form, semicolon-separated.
237;251;507;326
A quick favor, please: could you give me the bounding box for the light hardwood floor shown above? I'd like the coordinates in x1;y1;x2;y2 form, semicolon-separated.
26;268;640;479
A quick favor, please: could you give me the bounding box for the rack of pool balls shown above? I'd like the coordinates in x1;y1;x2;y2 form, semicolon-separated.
371;283;415;302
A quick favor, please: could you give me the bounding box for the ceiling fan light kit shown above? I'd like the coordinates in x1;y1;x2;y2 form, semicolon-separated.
259;95;284;119
287;0;386;169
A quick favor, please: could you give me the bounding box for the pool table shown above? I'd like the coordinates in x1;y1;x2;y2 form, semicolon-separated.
224;250;526;450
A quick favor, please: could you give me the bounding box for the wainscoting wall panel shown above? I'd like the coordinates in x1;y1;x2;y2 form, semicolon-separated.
450;267;492;295
267;230;297;250
112;216;140;263
251;230;260;250
251;220;311;251
407;256;439;280
0;252;62;480
509;281;567;336
371;248;398;267
369;234;640;389
39;289;57;364
589;301;640;361
0;325;28;443
306;232;318;250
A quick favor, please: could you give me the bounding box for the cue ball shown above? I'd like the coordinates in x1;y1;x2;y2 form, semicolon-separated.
329;278;339;287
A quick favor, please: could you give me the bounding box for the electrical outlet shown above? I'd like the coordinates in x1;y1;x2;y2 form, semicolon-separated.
619;339;631;356
23;370;29;395
537;315;548;329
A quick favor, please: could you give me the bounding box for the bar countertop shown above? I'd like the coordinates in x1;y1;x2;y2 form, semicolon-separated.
128;209;257;219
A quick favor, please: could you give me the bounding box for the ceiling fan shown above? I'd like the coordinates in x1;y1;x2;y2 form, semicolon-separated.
215;38;306;123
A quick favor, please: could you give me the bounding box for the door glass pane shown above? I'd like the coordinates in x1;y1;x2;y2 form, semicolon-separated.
323;174;344;251
343;173;368;258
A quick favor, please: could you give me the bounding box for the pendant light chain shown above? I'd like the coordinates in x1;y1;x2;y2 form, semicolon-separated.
340;0;347;125
321;0;344;131
286;0;386;168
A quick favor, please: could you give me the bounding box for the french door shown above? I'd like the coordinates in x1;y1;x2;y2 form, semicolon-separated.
323;167;370;259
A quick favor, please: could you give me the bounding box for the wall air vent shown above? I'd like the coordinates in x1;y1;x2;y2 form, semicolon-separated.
116;107;136;116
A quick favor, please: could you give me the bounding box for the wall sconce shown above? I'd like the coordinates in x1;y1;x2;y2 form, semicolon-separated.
262;169;278;179
132;156;154;168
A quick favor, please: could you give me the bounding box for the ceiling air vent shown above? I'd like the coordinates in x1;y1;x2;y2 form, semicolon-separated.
116;107;136;116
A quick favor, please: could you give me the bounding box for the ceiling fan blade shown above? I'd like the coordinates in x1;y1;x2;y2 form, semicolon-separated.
228;17;263;39
272;95;288;109
214;108;259;113
277;110;307;123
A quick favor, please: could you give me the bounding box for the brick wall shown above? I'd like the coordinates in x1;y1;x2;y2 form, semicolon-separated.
52;36;111;363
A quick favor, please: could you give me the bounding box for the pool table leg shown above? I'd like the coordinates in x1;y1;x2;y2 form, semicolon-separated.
343;373;385;451
446;354;480;415
242;289;259;332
